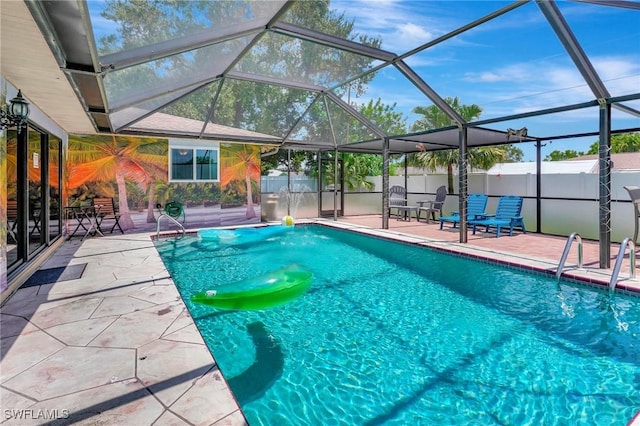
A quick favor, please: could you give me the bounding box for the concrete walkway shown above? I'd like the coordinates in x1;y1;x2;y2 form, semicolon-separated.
1;233;244;425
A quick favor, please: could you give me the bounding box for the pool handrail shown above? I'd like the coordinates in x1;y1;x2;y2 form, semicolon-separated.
609;238;636;292
156;213;185;239
556;232;583;279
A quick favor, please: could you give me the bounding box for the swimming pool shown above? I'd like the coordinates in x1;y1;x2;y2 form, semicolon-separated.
155;224;640;425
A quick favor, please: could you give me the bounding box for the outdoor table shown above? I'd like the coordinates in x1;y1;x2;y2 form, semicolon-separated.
394;205;418;221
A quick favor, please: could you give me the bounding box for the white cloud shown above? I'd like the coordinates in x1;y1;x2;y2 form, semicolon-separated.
463;64;536;83
458;54;640;116
332;0;456;53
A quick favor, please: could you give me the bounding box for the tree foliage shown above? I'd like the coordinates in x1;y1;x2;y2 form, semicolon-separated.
545;133;639;161
358;98;408;137
587;132;640;154
100;0;382;143
545;149;583;161
503;145;524;162
409;97;507;193
337;98;407;189
261;97;407;191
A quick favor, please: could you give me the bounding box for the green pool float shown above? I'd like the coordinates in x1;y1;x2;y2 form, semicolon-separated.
190;264;313;310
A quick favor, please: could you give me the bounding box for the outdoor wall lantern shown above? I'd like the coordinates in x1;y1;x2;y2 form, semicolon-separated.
1;90;30;132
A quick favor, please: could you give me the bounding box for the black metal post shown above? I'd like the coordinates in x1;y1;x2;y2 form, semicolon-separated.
536;139;542;233
598;100;612;268
382;137;390;229
458;127;468;243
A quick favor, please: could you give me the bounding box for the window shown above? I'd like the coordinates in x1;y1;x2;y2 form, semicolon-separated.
169;141;219;182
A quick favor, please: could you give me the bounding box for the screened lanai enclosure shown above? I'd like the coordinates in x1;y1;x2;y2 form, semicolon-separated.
3;0;640;267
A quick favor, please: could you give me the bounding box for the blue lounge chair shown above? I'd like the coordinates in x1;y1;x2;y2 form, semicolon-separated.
439;193;488;229
469;195;526;238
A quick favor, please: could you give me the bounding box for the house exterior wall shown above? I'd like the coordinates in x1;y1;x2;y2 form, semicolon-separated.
2;125;263;302
65;135;262;232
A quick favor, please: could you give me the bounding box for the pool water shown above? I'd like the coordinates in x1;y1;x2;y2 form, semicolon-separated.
155;225;640;425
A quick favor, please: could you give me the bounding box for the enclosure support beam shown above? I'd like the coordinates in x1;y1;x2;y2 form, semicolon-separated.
382;137;390;230
536;139;543;233
404;155;408;194
324;95;339;221
458;127;468;243
317;150;322;219
334;147;339;221
287;149;291;217
598;100;612;268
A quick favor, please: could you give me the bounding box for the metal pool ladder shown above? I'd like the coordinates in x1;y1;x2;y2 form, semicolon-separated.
609;238;636;292
156;213;186;239
556;232;583;279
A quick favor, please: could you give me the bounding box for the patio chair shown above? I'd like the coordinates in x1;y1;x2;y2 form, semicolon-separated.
93;197;124;234
624;185;640;244
388;185;407;219
7;200;18;243
439;193;488;229
417;185;447;223
469;195;526;238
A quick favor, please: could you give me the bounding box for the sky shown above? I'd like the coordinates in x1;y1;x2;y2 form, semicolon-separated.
329;0;640;161
87;0;640;162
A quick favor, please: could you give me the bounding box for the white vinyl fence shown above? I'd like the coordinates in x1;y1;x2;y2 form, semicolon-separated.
262;171;640;243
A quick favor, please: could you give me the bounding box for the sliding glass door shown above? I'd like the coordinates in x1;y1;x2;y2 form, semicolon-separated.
6;125;62;274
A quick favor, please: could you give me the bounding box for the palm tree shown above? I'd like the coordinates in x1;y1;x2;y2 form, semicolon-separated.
67;135;168;230
410;97;506;193
220;144;260;219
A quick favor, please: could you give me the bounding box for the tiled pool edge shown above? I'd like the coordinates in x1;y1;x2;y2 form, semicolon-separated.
305;219;640;299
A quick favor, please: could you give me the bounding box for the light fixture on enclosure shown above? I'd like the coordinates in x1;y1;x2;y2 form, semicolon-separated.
1;90;30;132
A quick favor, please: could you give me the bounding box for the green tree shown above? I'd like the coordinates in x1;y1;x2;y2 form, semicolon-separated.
358;98;408;137
504;145;524;162
587;132;640;154
409;97;507;193
261;149;312;175
545;149;583;161
336;98;407;189
100;0;382;143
